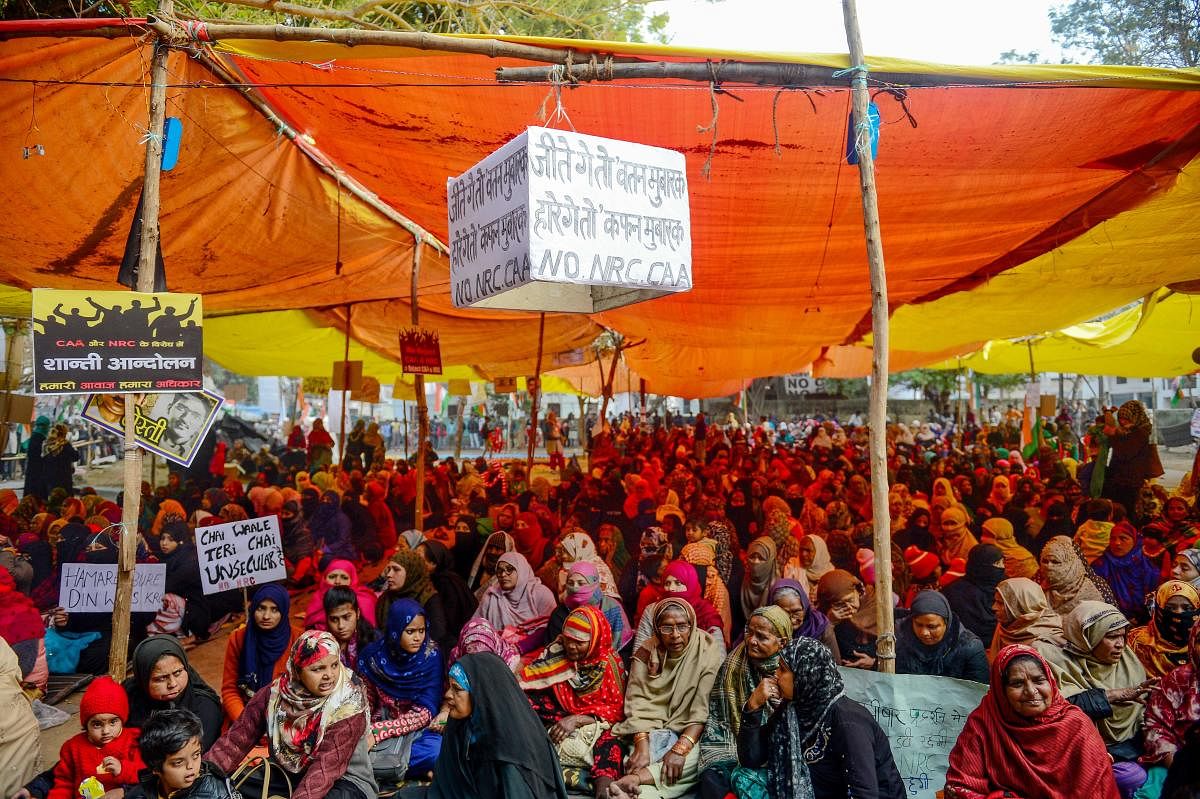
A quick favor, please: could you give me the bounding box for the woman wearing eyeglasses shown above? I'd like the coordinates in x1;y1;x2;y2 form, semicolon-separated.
474;551;557;654
607;598;723;799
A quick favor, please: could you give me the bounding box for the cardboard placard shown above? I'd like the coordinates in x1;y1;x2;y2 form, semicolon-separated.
59;562;166;613
331;361;363;392
351;376;381;403
494;376;518;393
222;383;248;403
392;379;417;401
447;379;472;397
447;126;692;313
82;390;223;467
303;376;331;395
197;515;287;595
32;289;202;394
399;327;443;375
0;393;35;424
1038;395;1057;419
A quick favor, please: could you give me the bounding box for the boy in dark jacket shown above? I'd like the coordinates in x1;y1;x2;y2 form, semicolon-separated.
127;710;230;799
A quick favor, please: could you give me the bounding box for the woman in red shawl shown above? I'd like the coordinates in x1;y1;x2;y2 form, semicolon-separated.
0;567;46;686
514;511;549;568
519;605;626;796
636;560;726;644
946;644;1120;799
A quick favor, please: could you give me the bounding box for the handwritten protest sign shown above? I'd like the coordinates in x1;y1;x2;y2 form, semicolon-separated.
838;667;986;799
447;126;692;314
59;563;165;613
31;289;203;395
197;515;287;595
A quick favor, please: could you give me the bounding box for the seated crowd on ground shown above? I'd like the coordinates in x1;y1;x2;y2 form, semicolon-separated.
2;401;1200;799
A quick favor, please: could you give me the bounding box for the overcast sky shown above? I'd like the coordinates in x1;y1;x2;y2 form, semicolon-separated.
657;0;1067;66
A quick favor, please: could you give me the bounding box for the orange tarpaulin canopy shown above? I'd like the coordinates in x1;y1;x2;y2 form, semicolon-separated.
1;28;1199;394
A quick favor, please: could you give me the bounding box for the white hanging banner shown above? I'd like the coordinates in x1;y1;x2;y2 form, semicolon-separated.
448;126;692;314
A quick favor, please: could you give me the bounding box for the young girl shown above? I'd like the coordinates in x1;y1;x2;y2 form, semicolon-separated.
48;677;145;799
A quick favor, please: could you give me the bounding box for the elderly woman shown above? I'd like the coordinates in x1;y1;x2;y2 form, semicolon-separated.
989;578;1065;661
519;606;627;796
896;590;989;683
207;631;376;799
474;551;557;653
737;637;905;799
608;599;723;799
698;606;792;799
1044;602;1155;798
432;652;568;799
359;599;444;784
768;578;839;658
946;644;1120;799
1128;580;1200;679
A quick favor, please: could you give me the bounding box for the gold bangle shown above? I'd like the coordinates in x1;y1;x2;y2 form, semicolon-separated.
634;732;649;742
680;733;698;747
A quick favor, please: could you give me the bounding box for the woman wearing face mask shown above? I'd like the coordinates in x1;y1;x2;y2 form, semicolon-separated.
1143;624;1200;773
942;544;1006;648
431;653;568;799
206;631;375;799
1127;580;1200;678
895;590;989;683
221;584;301;722
545;562;633;653
1038;536;1115;616
519;606;627;798
1043;602;1156;799
738;537;778;634
608;599;722;799
737;636;905;799
697;606;792;799
359;599;444;785
945;645;1120;799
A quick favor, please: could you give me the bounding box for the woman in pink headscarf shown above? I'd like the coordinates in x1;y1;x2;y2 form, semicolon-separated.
303;560;377;631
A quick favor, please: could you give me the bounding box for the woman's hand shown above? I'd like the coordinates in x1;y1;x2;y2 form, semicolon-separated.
1106;679;1157;704
549;715;588;744
624;739;650;774
10;789;32;799
746;677;778;712
841;653;876;670
660;750;685;786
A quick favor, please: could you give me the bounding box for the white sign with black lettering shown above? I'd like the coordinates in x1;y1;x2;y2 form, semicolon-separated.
447;126;692;313
197;515;287;595
59;562;166;613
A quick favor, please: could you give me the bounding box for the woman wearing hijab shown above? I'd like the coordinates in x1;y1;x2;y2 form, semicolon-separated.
514;511;549;568
378;549;448;650
737;636;905;799
945;644;1120;799
448;617;521;670
896;590;989;683
475;551;557;653
814;570;876;669
618;526;671;623
1102;400;1163;519
680;542;733;638
207;631;375;799
638;561;726;645
989;578;1065;661
740;537;777;632
1044;602;1155;798
432;652;569;799
519;606;627;796
359;598;444;783
0;566;45;686
416;539;478;641
609;599;723;799
937;507;979;567
1128;580;1200;678
304;559;377;631
942;544;1005;648
467;530;516;597
895;506;936;553
1039;536;1114;616
307;489;357;568
555;531;620;598
1143;623;1200;770
698;606;792;799
1092;521;1162;622
221;584;300;722
125;637;223;750
40;424;78;498
981;517;1038;579
769;579;839;658
150;521;216;640
546;562;633;652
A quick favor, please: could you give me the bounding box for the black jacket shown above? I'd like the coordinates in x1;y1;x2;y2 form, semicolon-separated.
126;762;232;799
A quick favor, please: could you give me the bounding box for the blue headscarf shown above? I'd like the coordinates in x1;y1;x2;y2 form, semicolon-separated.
240;583;292;693
360;597;443;714
1092;523;1163;620
769;578;830;640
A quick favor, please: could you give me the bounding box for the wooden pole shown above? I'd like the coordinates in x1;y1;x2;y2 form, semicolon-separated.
453;394;466;460
411;241;429;532
842;0;896;674
338;304;351;466
526;312;546;475
111;0;173;681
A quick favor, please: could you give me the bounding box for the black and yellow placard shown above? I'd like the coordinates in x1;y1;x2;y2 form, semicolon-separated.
31;289;203;395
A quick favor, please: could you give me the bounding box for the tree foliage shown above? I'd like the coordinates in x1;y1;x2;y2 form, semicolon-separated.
895;369;1028;416
1049;0;1199;67
2;0;672;42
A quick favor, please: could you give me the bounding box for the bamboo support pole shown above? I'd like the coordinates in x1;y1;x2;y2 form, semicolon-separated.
526;312;546;475
111;0;174;682
338;304;351;463
842;0;895;674
411;240;429;532
453;393;466;460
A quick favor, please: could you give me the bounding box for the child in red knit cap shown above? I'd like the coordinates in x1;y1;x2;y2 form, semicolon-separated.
48;676;146;799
